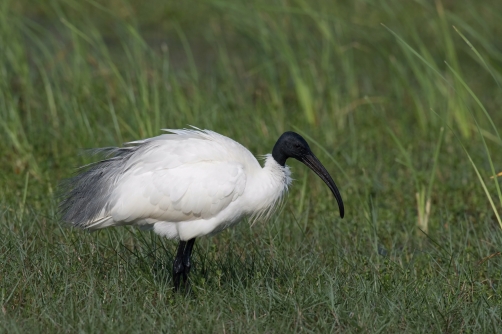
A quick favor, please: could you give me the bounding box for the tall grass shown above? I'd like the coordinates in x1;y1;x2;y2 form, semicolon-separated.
1;0;502;332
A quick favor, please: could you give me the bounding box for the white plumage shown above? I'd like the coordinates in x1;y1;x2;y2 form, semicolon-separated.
64;128;291;240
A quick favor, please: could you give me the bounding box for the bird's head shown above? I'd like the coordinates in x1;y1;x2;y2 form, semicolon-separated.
272;131;312;164
272;131;345;218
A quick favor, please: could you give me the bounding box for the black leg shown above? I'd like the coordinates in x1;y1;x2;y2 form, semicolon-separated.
172;238;196;291
182;238;196;286
173;240;187;291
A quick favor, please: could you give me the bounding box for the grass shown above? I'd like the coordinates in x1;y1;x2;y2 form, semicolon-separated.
1;0;502;332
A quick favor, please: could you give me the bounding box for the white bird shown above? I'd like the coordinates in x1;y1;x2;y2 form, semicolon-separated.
59;128;344;290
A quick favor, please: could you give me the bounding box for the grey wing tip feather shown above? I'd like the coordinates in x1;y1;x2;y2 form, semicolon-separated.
58;146;137;229
86;216;114;230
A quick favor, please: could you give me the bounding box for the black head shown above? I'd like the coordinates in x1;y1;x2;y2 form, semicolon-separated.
272;131;312;166
272;131;345;218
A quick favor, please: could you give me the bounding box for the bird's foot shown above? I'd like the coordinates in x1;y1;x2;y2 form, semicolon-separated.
173;256;192;292
173;256;184;291
173;238;195;292
173;271;191;292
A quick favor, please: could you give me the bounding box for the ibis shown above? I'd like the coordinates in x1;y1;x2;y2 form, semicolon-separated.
59;128;344;290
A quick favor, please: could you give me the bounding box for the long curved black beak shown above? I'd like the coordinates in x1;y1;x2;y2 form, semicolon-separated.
300;154;344;218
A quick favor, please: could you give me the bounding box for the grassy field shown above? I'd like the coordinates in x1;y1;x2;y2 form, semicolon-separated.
1;0;502;332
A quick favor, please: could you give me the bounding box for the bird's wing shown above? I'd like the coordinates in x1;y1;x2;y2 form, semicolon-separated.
109;161;247;223
60;128;255;229
106;137;248;224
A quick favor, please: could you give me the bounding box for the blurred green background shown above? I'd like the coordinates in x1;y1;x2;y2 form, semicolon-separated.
1;0;501;332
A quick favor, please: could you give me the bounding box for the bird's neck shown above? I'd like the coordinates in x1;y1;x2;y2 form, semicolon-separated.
262;154;292;188
243;155;292;220
271;142;287;166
